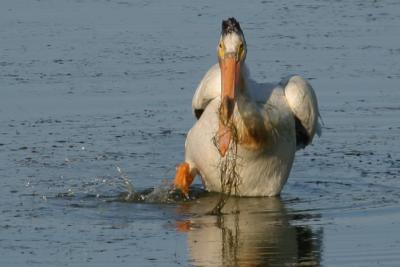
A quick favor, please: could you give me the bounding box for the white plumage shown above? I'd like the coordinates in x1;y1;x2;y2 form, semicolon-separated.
186;65;321;196
282;75;322;145
173;18;321;197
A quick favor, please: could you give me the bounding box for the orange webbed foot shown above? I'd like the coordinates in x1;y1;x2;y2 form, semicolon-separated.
176;220;192;232
173;162;194;197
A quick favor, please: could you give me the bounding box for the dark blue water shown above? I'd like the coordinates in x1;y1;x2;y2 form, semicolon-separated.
1;0;400;266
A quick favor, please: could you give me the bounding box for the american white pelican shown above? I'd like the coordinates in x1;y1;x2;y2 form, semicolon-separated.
174;18;321;197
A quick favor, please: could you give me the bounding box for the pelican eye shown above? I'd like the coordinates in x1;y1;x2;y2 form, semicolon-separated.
238;43;245;59
218;41;225;58
238;43;245;54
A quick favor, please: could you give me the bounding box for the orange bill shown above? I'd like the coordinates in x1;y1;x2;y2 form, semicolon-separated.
218;55;240;156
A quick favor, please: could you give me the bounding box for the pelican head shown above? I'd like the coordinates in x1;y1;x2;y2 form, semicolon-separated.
217;17;247;156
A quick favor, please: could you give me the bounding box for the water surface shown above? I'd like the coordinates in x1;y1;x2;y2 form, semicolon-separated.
1;0;400;266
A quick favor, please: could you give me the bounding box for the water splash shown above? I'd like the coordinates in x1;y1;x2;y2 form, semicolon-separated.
116;165;137;201
52;166;206;205
114;166;205;203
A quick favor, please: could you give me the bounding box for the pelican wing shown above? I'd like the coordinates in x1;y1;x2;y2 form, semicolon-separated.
282;75;322;149
192;64;221;119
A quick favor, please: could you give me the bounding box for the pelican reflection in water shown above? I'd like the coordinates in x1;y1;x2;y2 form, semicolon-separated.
176;195;323;267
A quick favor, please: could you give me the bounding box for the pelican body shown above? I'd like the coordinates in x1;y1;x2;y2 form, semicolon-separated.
174;18;321;197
